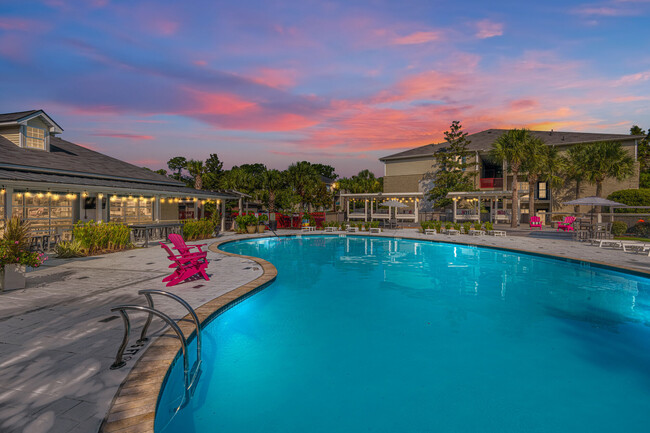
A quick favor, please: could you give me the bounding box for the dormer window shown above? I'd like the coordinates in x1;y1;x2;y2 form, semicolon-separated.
24;125;47;150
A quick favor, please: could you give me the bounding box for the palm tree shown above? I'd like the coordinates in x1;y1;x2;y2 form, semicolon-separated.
542;145;565;212
260;169;285;212
563;146;588;213
521;135;547;219
582;141;635;212
490;129;534;227
185;159;205;190
286;161;319;212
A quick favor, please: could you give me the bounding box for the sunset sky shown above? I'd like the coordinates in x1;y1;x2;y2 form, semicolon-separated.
1;0;649;176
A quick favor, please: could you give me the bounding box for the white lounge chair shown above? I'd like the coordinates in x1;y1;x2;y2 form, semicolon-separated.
424;228;437;235
324;226;337;233
469;229;485;236
369;227;382;233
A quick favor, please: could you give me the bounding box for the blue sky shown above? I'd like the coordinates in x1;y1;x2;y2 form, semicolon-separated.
1;0;649;176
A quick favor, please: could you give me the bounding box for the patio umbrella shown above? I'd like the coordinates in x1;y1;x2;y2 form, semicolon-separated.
564;196;627;224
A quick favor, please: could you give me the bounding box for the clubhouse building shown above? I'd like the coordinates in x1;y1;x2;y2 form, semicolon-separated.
0;110;237;234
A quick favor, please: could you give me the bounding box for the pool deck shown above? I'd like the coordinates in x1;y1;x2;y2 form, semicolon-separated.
2;228;650;433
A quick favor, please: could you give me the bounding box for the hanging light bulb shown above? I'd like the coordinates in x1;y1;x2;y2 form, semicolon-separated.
24;192;32;197
98;193;104;199
37;193;44;198
0;188;4;195
82;191;88;198
46;191;52;197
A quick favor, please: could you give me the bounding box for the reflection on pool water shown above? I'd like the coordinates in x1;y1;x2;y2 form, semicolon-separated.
155;235;650;433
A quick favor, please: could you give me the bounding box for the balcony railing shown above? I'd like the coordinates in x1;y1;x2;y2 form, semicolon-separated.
480;177;504;189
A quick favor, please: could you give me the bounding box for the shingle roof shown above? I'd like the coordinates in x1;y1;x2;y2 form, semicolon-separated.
380;129;645;161
0;110;40;123
0;168;238;199
0;135;183;186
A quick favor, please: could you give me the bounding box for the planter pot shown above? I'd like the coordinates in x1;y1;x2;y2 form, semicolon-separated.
246;225;257;234
1;264;26;292
257;225;266;233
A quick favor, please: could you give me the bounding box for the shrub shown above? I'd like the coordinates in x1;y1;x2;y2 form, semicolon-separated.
626;222;650;238
641;173;650;189
453;222;461;231
611;221;628;236
54;240;85;258
608;189;650;213
183;219;216;241
370;221;379;228
73;221;131;254
463;222;472;233
485;221;494;231
1;218;47;270
445;222;452;230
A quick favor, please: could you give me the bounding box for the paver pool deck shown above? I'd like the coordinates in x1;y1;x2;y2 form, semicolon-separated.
1;228;650;433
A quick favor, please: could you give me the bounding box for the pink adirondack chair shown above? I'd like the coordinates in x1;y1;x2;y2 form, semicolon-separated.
557;216;576;232
168;233;207;258
159;242;210;287
529;216;542;230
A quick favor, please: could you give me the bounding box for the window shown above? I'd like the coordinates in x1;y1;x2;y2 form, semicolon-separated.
24;126;47;150
12;192;73;234
517;182;529;192
538;182;548;200
110;197;153;224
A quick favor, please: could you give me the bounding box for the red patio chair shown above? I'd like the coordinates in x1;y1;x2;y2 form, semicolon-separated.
557;216;576;232
159;242;210;287
529;216;542;230
168;233;207;258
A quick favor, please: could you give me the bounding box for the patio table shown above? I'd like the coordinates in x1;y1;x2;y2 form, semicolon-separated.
130;223;184;247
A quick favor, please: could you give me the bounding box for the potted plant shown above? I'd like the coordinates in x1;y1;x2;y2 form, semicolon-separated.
243;215;257;234
257;214;268;233
234;215;248;234
1;218;47;292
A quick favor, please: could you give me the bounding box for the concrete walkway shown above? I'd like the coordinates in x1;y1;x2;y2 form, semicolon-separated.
0;237;262;433
2;228;650;433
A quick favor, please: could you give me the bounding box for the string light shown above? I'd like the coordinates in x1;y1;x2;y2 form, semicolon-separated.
0;189;5;195
111;195;118;202
98;193;104;199
37;193;44;198
46;192;52;197
16;192;22;198
82;191;88;198
24;192;32;197
160;198;165;204
52;194;60;201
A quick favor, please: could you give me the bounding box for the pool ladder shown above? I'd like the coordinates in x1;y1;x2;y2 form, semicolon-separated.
110;290;202;405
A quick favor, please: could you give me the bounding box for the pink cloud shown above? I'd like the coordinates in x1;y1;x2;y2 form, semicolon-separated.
0;18;39;31
150;19;179;36
194;60;208;67
572;6;636;16
509;99;539;110
247;67;299;89
475;20;503;39
616;70;650;85
90;132;154;140
393;31;441;45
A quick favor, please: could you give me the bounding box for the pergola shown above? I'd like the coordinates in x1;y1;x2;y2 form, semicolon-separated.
447;190;513;223
340;192;424;222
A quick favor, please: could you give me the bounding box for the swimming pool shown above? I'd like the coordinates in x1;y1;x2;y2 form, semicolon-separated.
155;235;650;433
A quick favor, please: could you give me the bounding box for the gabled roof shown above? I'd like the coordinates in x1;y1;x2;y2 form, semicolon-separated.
0;109;64;133
380;129;645;162
0;135;184;187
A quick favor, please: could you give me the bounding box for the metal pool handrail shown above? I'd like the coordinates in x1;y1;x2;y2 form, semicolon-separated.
137;289;202;368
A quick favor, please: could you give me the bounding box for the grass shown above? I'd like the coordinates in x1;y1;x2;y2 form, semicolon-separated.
614;236;650;242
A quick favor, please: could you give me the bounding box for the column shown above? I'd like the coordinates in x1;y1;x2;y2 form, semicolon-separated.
238;197;243;214
5;187;13;220
415;197;419;222
154;196;160;222
452;198;457;223
79;193;85;222
220;199;226;231
194;199;199;220
364;199;368;222
96;193;103;222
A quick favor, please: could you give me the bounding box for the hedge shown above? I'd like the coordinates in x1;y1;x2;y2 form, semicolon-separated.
607;189;650;213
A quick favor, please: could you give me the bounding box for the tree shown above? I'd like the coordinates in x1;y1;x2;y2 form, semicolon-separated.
490;128;534;228
185;159;206;190
427;121;474;209
542;146;565;212
521;135;547;217
260;169;285;212
286;161;319;212
631;125;650;173
311;163;338;180
563;146;588;213
338;170;382;193
167;157;187;179
154;168;169;177
582;141;635;211
203;153;224;190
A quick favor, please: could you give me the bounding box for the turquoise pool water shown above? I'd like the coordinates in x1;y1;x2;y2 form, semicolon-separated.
155;235;650;433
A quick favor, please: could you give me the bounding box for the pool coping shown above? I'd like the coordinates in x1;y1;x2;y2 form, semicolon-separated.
98;239;277;433
99;231;650;433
